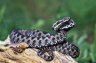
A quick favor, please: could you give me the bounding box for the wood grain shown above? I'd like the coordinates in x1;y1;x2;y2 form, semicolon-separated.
0;36;78;63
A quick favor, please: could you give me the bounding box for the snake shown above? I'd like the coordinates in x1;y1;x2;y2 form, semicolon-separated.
9;17;80;61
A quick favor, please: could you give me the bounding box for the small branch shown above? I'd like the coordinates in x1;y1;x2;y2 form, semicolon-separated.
0;36;78;63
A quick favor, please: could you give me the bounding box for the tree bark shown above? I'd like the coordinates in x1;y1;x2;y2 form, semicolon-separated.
0;36;78;63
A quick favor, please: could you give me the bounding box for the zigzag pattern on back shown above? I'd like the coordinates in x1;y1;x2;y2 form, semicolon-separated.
9;17;79;61
10;29;66;48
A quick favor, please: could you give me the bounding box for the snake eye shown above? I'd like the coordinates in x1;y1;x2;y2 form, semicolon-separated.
52;17;75;32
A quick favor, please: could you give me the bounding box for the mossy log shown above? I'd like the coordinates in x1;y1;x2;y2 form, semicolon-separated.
0;36;78;63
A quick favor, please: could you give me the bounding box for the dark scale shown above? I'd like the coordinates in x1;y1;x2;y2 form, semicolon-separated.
27;40;30;44
22;39;25;42
16;38;19;42
9;17;80;61
32;40;36;46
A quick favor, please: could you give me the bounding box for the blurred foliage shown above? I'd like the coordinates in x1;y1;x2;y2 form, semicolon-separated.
0;0;96;63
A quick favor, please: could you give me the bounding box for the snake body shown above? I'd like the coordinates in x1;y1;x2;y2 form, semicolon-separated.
10;29;66;48
9;17;80;61
37;41;80;61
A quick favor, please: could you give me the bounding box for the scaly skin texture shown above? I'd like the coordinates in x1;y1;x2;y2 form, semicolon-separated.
10;29;66;48
37;41;80;61
9;17;80;61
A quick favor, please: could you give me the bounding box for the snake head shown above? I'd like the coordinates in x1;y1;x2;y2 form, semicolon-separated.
52;17;75;32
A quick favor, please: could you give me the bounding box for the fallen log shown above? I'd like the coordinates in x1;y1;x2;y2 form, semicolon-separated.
0;36;78;63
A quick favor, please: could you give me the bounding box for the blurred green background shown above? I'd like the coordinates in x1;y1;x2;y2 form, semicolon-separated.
0;0;96;63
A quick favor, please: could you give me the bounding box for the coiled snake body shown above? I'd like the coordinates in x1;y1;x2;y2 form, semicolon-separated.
9;17;80;61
